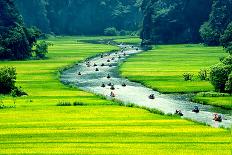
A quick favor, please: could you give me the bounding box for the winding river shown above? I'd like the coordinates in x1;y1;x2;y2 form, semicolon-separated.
61;45;232;128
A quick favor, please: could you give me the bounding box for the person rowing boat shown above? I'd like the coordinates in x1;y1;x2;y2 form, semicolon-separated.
175;110;183;116
149;94;155;99
192;106;200;113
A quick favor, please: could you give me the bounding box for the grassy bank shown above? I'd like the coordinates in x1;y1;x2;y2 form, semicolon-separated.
0;37;230;154
120;44;232;109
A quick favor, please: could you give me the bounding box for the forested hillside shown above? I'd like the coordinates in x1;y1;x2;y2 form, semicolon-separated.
140;0;212;44
140;0;232;46
0;0;39;60
15;0;142;35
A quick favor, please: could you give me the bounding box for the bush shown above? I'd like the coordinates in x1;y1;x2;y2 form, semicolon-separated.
198;68;209;80
73;102;85;106
11;86;28;97
0;67;16;94
34;41;49;59
57;101;72;106
104;27;118;36
183;73;194;81
210;63;231;92
196;92;230;97
225;73;232;94
222;55;232;66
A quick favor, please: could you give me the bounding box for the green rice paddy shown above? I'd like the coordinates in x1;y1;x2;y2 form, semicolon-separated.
120;44;232;109
0;37;231;154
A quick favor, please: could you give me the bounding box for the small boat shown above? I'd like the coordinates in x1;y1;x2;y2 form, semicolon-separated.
110;92;115;97
78;72;81;76
122;83;127;87
107;74;111;79
109;64;112;67
110;85;115;90
107;59;110;62
108;83;112;86
213;114;222;122
192;106;200;113
101;63;105;66
95;68;99;71
101;83;105;87
175;110;184;116
149;94;155;99
93;63;97;67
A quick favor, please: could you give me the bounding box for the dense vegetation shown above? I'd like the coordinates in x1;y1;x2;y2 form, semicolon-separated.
140;0;212;44
200;0;232;46
0;0;41;60
0;37;230;154
14;0;142;35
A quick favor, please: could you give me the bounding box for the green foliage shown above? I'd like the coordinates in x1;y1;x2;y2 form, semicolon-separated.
15;0;141;35
183;73;194;81
73;102;85;106
104;27;118;36
199;22;220;46
0;66;16;94
11;86;27;97
141;0;212;44
198;68;209;81
0;0;41;60
225;73;232;94
57;101;72;106
34;41;49;59
220;22;232;54
196;92;230;97
210;63;231;92
200;0;232;46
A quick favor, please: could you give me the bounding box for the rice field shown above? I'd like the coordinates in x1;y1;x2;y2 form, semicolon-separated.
120;44;232;109
0;37;231;154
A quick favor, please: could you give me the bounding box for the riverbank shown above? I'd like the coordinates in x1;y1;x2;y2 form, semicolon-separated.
120;44;232;109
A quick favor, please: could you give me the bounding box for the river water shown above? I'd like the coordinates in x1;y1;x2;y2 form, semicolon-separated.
61;45;232;128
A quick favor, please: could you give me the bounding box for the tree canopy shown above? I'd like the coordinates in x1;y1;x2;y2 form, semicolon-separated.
14;0;142;35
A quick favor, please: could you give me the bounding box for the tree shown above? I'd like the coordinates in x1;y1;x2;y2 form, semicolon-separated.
34;41;49;59
0;0;40;60
210;63;231;92
220;22;232;54
225;73;232;94
0;66;16;94
140;0;212;44
200;0;232;46
104;27;118;36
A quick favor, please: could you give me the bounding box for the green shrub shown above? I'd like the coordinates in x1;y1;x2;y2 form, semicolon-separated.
73;102;85;106
198;68;209;80
183;73;194;81
210;63;231;92
104;27;118;36
11;86;28;97
57;101;72;106
0;66;16;94
222;55;232;66
34;41;50;59
196;92;230;97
